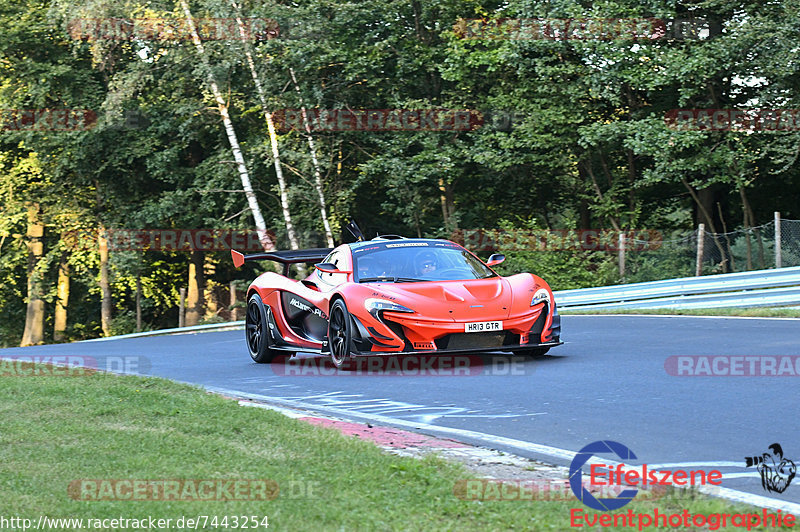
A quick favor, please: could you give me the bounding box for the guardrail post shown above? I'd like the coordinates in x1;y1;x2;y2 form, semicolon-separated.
775;211;782;268
618;232;626;277
179;287;186;328
695;224;705;276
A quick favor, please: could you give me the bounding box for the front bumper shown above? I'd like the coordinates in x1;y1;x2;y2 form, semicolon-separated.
352;339;563;357
348;302;560;355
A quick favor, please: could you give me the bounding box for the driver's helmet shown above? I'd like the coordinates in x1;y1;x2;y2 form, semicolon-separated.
416;251;438;276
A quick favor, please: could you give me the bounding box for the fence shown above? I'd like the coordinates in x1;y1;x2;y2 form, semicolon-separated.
454;215;800;285
626;216;800;281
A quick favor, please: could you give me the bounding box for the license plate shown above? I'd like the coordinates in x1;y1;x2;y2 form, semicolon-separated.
464;321;502;333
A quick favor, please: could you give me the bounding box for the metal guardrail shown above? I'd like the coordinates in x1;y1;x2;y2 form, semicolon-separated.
81;321;245;342
555;266;800;310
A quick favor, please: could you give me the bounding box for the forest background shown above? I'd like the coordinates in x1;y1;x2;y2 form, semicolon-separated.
2;0;799;346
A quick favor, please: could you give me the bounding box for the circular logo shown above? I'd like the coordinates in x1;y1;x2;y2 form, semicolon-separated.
569;440;639;511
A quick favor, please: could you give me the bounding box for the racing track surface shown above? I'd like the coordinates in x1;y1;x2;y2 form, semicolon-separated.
2;315;799;505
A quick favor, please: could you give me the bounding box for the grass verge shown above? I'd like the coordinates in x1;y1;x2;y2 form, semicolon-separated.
560;307;800;318
0;366;794;531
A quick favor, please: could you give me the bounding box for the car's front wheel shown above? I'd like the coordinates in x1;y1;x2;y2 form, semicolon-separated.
328;299;354;369
246;293;279;363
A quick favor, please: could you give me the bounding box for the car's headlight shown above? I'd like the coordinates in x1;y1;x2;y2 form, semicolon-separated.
531;288;550;306
365;298;414;320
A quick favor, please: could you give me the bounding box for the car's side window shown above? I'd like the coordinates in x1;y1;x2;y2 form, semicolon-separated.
317;250;348;289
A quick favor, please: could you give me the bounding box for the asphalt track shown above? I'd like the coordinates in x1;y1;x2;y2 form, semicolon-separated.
2;315;799;506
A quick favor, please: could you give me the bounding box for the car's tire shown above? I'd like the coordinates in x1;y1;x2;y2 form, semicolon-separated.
246;293;279;363
328;299;354;369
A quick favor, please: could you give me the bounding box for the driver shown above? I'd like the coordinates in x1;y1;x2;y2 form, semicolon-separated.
358;256;376;278
358;256;390;278
417;251;438;276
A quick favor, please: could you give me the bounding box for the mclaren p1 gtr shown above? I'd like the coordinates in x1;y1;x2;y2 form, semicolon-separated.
232;225;561;368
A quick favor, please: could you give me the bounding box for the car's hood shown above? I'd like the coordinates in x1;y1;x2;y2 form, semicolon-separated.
373;277;512;321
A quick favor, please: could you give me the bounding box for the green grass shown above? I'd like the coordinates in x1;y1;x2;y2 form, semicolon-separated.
0;367;793;531
560;307;800;318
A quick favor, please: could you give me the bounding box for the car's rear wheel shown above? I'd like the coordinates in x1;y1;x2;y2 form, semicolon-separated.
246;293;279;363
328;299;353;369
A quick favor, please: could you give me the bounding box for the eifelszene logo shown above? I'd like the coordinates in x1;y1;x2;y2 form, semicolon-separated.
745;443;796;494
569;440;723;511
569;441;639;511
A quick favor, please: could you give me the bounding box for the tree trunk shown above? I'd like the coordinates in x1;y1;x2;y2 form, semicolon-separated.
289;68;335;247
185;250;205;326
135;274;142;332
739;187;753;270
204;254;217;319
438;177;450;229
227;3;301;250
717;201;736;272
681;179;728;272
740;186;765;269
20;202;45;346
180;0;274;252
626;149;636;212
579;199;591;230
581;159;621;231
229;280;238;321
437;178;457;230
690;185;718;231
98;225;112;336
54;253;70;342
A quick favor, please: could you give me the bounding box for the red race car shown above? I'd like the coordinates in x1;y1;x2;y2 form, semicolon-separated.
232;224;561;368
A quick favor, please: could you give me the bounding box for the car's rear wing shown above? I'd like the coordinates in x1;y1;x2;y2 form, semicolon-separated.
231;248;334;276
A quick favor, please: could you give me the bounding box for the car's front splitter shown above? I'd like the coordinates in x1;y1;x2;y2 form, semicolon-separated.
352;340;563;357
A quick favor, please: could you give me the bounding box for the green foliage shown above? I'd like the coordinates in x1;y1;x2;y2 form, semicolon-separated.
1;0;799;343
488;219;618;290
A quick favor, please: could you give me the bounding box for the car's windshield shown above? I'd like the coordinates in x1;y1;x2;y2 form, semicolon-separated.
352;240;496;282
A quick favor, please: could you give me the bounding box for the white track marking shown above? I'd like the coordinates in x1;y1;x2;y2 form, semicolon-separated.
648;462;745;468
721;472;762;480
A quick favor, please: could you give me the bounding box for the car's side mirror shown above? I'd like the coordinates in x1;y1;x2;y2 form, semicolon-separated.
314;262;352;274
486;254;505;267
